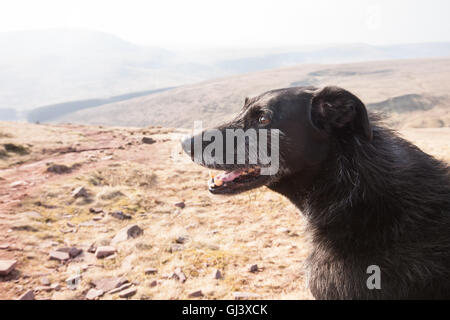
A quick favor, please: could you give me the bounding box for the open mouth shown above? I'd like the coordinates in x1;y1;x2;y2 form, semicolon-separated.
207;167;270;194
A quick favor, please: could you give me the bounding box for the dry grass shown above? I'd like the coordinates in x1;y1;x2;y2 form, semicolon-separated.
0;122;449;300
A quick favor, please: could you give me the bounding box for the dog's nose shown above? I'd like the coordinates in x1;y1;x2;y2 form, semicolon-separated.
180;135;194;157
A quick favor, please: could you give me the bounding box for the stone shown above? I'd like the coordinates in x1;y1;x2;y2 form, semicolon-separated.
47;164;72;174
95;246;116;259
0;244;10;250
141;137;156;144
86;288;104;300
144;268;158;275
40;277;51;286
174;201;185;209
110;210;132;220
56;247;82;258
0;259;17;276
66;274;81;290
111;225;143;245
169;244;184;253
172;268;186;283
18;290;35;300
233;292;260;300
35;286;53;292
72;186;88;198
93;277;128;292
118;287;137;298
175;236;187;244
188;290;204;298
89;207;103;214
88;242;97;253
213;269;223;280
149;280;158;287
249;264;259;273
51;283;61;291
79;221;97;227
109;282;132;294
49;250;70;261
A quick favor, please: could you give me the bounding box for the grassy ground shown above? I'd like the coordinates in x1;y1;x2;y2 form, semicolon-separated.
0;121;449;300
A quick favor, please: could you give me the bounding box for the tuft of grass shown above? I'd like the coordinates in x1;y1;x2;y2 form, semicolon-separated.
0;148;8;158
3;143;29;155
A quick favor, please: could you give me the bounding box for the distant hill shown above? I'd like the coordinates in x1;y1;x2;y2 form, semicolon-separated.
26;87;174;123
216;43;450;74
3;28;450;120
0;29;214;114
54;57;450;129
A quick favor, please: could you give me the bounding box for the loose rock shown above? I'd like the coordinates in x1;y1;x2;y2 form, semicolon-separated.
188;290;204;298
40;277;51;286
111;224;143;245
174;201;185;209
47;164;72;174
141;137;156;144
119;287;137;298
88;242;97;253
109;282;132;294
72;186;88;198
51;283;61;291
86;288;104;300
172;268;187;283
66;274;81;290
34;286;53;292
95;246;116;259
0;259;17;276
49;251;70;261
57;247;82;258
213;269;223;280
144;268;158;275
89;207;103;214
233;292;260;300
249;264;259;273
93;277;128;292
169;244;184;253
18;290;35;300
110;210;132;220
175;236;187;244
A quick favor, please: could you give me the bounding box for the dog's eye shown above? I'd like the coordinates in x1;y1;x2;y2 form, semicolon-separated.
258;115;271;125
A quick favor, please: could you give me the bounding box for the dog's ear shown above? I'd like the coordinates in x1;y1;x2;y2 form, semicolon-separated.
311;86;373;141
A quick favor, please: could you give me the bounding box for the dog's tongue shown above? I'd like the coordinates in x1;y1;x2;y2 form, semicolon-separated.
215;170;242;182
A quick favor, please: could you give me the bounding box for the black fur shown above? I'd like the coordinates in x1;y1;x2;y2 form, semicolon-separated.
182;86;450;299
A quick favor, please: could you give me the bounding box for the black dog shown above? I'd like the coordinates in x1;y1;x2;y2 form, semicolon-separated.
181;86;450;299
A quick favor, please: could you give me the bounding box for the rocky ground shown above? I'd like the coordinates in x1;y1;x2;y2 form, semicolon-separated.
0;121;449;300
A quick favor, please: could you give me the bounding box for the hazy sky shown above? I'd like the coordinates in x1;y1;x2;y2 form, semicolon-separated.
1;0;450;48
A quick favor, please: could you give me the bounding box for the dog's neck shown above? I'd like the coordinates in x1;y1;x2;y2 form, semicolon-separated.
269;126;408;247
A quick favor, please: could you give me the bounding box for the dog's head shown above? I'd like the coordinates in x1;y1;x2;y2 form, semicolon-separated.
181;86;372;195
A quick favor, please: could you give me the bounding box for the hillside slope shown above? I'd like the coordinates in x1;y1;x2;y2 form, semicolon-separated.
55;57;450;129
0;29;212;113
